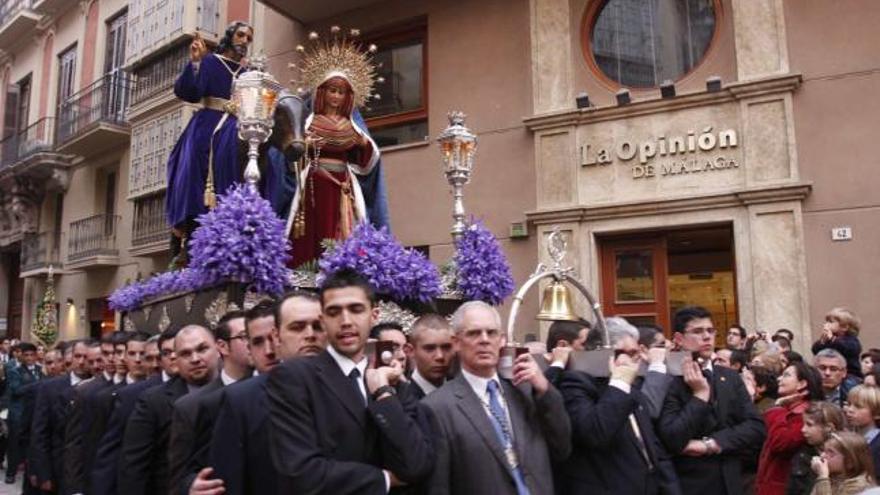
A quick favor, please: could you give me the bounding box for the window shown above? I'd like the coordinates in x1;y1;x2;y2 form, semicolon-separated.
362;21;427;147
105;10;128;74
586;0;717;88
15;76;30;134
57;44;77;106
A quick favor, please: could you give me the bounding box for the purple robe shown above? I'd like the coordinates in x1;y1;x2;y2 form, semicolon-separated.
165;53;243;228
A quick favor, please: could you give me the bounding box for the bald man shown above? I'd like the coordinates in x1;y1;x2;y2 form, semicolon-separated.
119;325;219;495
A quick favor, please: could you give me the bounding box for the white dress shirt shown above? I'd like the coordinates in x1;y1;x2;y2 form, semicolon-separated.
327;345;368;402
411;369;441;396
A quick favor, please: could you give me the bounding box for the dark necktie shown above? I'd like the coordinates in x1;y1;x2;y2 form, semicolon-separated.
349;368;365;405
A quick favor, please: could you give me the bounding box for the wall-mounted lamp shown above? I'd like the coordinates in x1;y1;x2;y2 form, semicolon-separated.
660;80;676;98
66;297;74;307
706;75;722;92
615;88;631;106
575;92;591;109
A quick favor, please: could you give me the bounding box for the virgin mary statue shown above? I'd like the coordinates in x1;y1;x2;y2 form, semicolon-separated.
286;28;389;268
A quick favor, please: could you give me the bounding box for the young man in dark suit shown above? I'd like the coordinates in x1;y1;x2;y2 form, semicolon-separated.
195;291;326;495
267;270;433;494
423;301;572;495
168;310;250;493
405;314;454;400
90;330;176;495
62;338;115;493
29;339;93;493
118;325;218;495
4;342;43;484
658;306;766;495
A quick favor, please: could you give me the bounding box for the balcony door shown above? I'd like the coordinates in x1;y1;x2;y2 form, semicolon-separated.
104;10;128;121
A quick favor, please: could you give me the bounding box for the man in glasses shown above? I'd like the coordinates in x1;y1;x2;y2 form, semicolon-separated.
658;306;766;495
815;348;859;408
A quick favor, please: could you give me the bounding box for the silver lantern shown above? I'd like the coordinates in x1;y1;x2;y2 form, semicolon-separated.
437;111;477;241
231;55;284;188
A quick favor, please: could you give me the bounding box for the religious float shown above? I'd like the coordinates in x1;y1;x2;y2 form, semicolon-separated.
108;28;517;334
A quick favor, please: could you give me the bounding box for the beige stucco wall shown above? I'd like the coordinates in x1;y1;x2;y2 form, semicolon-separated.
783;0;880;349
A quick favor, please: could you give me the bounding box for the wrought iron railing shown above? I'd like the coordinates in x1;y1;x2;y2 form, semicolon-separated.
131;43;189;106
132;193;167;247
0;117;56;170
0;0;33;29
57;71;134;144
20;231;61;272
68;214;119;261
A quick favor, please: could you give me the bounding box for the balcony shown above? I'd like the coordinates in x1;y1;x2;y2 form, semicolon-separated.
130;193;169;256
20;232;61;277
131;43;189;111
0;0;40;49
127;0;221;68
67;214;120;269
261;0;382;22
56;72;133;157
32;0;73;16
0;117;71;180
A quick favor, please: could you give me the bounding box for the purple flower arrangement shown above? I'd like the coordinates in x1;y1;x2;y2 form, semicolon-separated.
108;268;208;312
319;222;442;303
188;184;291;296
454;220;515;306
108;185;291;312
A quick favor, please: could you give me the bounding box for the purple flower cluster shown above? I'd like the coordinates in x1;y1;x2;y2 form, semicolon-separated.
319;223;442;303
188;184;291;296
108;269;209;312
455;220;515;305
108;185;292;312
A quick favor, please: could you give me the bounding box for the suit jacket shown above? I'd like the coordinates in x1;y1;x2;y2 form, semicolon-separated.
90;375;162;495
5;364;43;425
62;375;113;494
118;376;188;495
209;374;275;495
658;366;766;495
267;350;434;494
169;377;225;494
558;371;680;495
29;374;77;490
423;373;572;495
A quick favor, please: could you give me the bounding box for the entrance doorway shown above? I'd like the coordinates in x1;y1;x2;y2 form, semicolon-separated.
599;225;737;346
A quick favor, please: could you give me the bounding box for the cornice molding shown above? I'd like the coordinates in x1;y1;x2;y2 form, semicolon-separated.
525;182;812;225
523;73;803;132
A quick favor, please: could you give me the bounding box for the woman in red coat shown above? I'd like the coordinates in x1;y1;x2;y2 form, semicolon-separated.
756;361;825;495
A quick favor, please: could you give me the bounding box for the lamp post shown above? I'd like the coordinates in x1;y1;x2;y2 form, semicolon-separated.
437;111;477;241
231;55;284;189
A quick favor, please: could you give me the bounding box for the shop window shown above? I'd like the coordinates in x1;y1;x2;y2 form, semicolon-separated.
585;0;717;88
363;21;427;147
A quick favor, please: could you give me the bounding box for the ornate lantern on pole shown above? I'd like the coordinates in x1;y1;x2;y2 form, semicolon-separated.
231;55;284;188
437;111;477;241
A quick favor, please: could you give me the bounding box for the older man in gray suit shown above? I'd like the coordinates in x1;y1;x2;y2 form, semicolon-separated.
423;301;571;495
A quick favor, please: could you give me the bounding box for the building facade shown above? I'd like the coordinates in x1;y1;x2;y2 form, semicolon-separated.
0;0;877;350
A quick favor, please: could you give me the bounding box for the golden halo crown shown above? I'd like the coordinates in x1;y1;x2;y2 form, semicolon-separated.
289;26;383;109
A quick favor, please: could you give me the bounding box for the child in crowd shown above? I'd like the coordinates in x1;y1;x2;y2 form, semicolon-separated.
788;402;846;494
844;384;880;480
812;307;863;378
810;431;876;495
